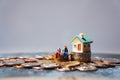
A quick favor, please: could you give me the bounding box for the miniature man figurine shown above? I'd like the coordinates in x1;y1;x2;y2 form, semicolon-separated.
56;48;61;58
63;46;68;60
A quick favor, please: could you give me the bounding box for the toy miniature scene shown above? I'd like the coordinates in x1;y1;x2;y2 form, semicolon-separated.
0;33;120;79
1;0;120;80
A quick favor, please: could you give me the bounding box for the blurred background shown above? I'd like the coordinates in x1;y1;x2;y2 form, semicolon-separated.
0;0;120;53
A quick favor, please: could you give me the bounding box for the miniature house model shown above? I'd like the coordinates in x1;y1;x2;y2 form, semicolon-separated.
71;33;93;53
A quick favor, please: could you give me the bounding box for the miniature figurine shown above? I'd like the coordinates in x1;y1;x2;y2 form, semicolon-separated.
62;46;68;60
55;48;61;58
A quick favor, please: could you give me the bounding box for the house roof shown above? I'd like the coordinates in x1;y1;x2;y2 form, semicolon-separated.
71;33;93;44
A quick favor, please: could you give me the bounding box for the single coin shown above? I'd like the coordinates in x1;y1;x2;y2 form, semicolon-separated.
35;55;43;60
93;61;110;68
44;55;53;60
18;56;30;59
14;65;23;69
0;60;4;67
56;67;70;72
91;56;103;62
32;66;43;70
41;63;59;69
102;58;120;64
21;63;40;68
24;58;37;63
4;59;24;66
110;63;120;66
76;64;97;72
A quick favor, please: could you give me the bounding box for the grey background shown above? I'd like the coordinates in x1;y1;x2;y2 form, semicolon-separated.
0;0;120;53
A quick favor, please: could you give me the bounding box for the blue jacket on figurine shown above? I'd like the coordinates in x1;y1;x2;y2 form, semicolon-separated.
63;46;68;60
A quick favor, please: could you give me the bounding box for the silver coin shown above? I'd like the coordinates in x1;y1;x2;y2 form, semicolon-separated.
0;60;4;67
32;67;43;70
93;61;110;68
18;56;30;59
76;64;97;72
4;59;24;66
91;56;103;62
110;63;120;66
6;56;18;59
41;63;59;69
102;58;120;64
35;55;43;60
21;63;40;68
56;67;70;72
24;58;37;63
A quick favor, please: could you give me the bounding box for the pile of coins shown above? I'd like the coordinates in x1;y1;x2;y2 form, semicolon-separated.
0;55;120;72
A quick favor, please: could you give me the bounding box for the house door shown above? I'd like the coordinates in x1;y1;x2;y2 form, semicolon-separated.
78;44;81;51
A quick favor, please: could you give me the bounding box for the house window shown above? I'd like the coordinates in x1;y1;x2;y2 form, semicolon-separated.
74;44;76;48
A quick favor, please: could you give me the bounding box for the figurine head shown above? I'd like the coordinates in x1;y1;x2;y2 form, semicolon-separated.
64;46;67;48
57;48;61;52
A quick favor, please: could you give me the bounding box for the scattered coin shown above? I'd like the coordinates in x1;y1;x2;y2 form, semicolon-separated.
14;65;23;69
18;56;30;59
64;61;80;68
21;63;40;68
102;58;120;64
35;55;43;60
59;61;80;69
110;63;120;66
0;58;8;60
93;61;110;68
56;67;70;72
76;64;97;72
4;59;24;66
37;60;53;64
0;60;4;67
44;55;53;60
41;63;59;69
6;56;18;59
91;56;103;62
32;67;43;70
69;67;76;71
24;58;37;63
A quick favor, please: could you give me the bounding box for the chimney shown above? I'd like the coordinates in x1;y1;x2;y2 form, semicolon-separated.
80;33;84;38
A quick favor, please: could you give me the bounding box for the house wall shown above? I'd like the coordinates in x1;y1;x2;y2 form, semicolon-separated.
72;43;84;53
72;43;91;53
81;43;84;53
72;43;78;52
83;43;91;53
71;38;80;44
72;38;82;52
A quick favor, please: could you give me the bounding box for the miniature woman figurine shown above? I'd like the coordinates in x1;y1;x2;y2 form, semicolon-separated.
56;48;61;58
63;46;68;60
